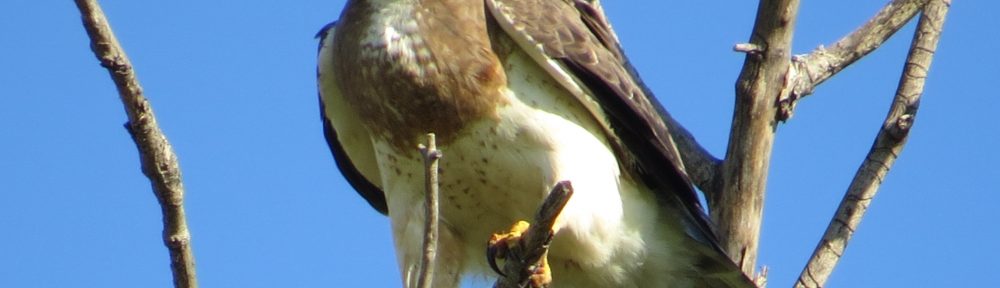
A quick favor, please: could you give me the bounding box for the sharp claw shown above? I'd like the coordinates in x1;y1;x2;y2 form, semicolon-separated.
487;240;506;276
488;221;531;278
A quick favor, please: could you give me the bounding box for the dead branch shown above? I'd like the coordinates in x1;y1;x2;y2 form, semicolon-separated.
715;0;800;276
73;0;198;287
664;115;725;195
795;1;949;287
780;0;929;121
416;133;442;288
494;181;574;288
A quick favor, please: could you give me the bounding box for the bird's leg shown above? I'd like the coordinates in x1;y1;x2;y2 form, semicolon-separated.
487;220;552;287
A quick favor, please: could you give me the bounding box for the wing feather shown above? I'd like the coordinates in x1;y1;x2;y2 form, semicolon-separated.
485;3;756;286
317;23;388;214
486;0;720;256
487;0;714;238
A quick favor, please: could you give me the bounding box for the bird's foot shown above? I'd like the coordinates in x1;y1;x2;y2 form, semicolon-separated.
487;220;552;287
487;220;530;275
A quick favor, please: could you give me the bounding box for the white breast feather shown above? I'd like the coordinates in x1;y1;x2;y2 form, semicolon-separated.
318;26;383;190
359;39;691;287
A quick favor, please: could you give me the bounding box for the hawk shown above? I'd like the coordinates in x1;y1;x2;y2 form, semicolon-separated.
317;0;754;287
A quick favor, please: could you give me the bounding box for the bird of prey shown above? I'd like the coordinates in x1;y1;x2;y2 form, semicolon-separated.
317;0;754;287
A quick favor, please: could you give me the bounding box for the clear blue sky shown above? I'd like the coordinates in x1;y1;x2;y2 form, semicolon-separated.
1;1;995;287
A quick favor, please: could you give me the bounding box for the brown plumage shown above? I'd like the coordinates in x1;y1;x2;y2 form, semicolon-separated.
318;0;755;287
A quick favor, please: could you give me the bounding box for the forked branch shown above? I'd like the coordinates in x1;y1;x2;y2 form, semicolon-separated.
717;0;945;278
795;1;950;287
73;0;198;287
779;0;929;120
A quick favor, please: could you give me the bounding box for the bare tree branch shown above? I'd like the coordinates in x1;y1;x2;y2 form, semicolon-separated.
664;115;724;195
795;1;949;287
779;0;929;121
73;1;198;287
714;0;800;276
494;181;574;288
416;133;442;288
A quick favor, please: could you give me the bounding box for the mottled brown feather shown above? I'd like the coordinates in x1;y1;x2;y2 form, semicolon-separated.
333;0;508;151
322;0;754;285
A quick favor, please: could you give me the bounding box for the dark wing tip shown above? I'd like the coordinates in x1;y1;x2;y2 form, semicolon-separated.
316;20;388;215
315;21;338;39
321;104;389;215
489;0;726;259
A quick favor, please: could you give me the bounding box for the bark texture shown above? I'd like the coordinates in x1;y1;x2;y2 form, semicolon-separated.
780;0;929;121
74;1;198;287
795;1;949;287
417;134;442;288
715;0;800;275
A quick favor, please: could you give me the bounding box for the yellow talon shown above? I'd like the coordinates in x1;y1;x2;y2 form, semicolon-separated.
487;220;552;287
491;221;531;247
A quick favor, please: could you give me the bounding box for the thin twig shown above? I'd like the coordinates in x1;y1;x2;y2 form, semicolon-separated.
416;133;442;288
73;1;198;287
779;0;929;121
494;181;574;288
715;0;800;276
753;266;768;288
795;1;949;287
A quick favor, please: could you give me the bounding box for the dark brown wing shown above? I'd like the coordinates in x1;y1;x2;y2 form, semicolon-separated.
317;22;388;215
486;2;752;285
487;0;711;243
321;99;388;215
